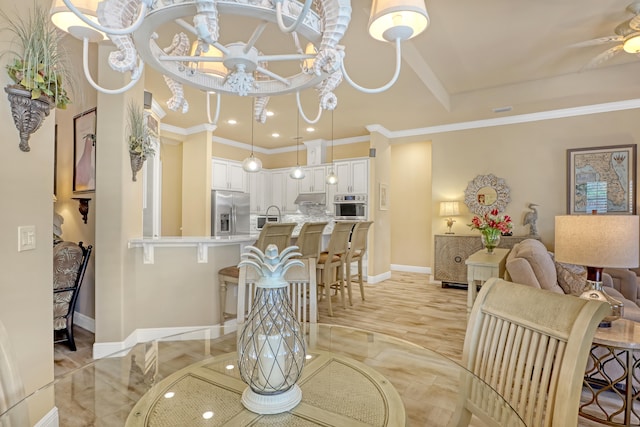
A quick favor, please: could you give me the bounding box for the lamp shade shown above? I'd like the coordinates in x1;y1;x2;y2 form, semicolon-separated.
554;215;640;268
439;201;460;217
50;0;106;42
190;42;227;77
369;0;429;42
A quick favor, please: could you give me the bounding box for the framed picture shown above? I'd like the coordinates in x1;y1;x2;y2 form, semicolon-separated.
567;144;636;215
73;108;97;193
379;182;389;210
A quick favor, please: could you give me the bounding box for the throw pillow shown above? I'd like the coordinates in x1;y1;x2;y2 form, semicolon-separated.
554;260;587;296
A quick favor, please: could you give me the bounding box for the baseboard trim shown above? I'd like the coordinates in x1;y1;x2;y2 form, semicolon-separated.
34;406;58;427
73;311;95;333
390;264;431;274
367;271;391;284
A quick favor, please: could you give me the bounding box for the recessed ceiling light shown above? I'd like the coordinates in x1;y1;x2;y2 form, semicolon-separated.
306;127;315;132
227;119;237;125
271;133;280;138
266;110;274;117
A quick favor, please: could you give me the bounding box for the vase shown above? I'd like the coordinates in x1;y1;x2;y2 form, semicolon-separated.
129;151;145;181
481;229;501;254
580;280;623;327
5;85;53;152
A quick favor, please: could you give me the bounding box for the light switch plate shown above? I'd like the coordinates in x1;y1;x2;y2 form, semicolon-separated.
18;225;36;252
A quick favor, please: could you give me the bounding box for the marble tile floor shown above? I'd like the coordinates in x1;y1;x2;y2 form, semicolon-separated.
54;271;622;426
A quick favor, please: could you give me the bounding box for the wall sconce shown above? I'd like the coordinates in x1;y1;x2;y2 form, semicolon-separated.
72;197;91;224
439;201;460;234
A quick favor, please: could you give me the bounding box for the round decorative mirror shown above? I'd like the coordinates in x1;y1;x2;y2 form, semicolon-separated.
464;174;511;215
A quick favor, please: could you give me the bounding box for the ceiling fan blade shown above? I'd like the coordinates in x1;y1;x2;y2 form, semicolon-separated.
630;15;640;31
582;45;624;70
569;35;623;48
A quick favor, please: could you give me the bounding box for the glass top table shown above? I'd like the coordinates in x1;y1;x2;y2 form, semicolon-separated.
0;324;525;426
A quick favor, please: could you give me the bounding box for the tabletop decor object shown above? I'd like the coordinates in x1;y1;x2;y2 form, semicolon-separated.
555;213;640;327
2;3;72;152
440;201;460;234
468;208;512;254
237;244;306;414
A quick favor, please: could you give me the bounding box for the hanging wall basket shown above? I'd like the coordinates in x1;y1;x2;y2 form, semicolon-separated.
129;151;145;181
5;85;53;152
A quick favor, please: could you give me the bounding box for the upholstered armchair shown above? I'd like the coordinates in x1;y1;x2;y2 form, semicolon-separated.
53;241;92;351
602;267;640;307
505;239;640;322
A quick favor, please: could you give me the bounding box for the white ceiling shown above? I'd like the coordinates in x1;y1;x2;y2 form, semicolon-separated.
140;0;640;150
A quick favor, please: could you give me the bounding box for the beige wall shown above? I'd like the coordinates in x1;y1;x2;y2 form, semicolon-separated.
161;142;183;236
182;131;212;236
369;132;391;277
430;109;640;271
390;141;431;267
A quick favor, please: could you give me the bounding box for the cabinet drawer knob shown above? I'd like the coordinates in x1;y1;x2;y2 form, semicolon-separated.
454;256;462;263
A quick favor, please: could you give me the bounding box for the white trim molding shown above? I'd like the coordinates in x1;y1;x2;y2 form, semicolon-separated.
390;264;431;274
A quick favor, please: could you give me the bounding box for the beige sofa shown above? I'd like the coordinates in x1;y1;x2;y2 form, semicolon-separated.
505;239;640;322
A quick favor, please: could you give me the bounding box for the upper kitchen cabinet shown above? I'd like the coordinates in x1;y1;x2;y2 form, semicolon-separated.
271;170;299;213
247;170;271;213
298;166;326;194
334;159;368;194
212;158;246;192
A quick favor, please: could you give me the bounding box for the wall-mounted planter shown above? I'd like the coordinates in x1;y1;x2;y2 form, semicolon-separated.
5;85;53;152
130;151;145;181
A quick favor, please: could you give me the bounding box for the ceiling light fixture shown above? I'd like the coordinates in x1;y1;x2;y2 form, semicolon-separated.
289;112;305;180
624;33;640;53
326;110;338;185
242;103;262;173
49;0;429;125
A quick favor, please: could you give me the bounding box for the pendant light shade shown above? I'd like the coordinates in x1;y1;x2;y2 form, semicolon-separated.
368;0;429;42
289;113;305;180
326;110;338;185
242;107;262;173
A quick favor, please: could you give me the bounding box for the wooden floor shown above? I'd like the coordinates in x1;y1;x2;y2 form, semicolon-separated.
54;271;613;426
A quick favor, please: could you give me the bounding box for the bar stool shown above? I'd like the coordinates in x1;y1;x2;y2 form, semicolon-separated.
316;221;357;316
344;221;373;304
295;222;328;259
218;222;296;324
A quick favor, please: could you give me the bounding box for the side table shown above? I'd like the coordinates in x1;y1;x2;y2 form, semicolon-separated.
580;319;640;426
465;248;509;315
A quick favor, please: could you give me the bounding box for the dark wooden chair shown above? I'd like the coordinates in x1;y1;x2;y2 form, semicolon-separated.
53;241;92;351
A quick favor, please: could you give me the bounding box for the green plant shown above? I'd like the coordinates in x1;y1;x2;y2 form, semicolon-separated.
2;3;73;109
127;101;155;157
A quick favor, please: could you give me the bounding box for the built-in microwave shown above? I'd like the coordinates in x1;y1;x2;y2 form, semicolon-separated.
256;215;279;230
334;194;367;220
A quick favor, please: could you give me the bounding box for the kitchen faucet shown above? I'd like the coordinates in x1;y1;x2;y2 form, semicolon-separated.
265;205;281;223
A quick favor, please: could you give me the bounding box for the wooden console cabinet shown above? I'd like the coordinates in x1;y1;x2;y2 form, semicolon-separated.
434;234;539;286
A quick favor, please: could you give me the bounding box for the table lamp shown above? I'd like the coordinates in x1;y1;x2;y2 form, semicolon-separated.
440;201;460;234
554;214;639;327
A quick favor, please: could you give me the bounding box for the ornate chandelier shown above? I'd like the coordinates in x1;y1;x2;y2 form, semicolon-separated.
50;0;429;124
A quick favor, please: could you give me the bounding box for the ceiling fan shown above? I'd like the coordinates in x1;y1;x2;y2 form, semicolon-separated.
572;1;640;70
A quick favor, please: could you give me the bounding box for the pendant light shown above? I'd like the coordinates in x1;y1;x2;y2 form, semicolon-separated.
326;110;338;185
242;104;262;173
289;112;305;179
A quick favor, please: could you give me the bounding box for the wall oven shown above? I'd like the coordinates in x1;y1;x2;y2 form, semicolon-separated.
334;194;367;220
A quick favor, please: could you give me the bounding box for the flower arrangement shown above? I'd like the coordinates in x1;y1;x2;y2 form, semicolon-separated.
468;208;513;234
127;101;155;158
2;3;73;109
469;209;512;253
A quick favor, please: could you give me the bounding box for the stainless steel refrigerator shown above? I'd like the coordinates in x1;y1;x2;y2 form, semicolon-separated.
211;190;250;236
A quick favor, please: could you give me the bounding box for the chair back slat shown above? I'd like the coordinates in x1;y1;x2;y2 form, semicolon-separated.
451;278;610;427
295;222;328;259
237;257;317;325
254;223;296;252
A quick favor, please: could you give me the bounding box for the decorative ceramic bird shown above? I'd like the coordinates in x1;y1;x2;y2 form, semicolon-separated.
523;203;539;236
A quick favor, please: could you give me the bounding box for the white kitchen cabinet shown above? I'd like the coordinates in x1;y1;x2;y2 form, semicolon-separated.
212;158;246;192
333;159;368;194
271;170;298;213
298;166;326;194
247;170;271;213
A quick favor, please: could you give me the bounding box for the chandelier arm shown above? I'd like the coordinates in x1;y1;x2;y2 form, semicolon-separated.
296;91;323;124
274;0;313;33
255;66;290;85
63;0;151;36
82;37;143;94
341;38;402;94
206;92;221;125
245;22;269;53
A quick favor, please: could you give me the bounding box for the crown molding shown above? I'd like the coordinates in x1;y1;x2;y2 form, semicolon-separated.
159;98;640;149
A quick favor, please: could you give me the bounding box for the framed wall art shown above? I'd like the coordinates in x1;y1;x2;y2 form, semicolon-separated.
379;182;389;210
566;144;636;215
73;108;97;193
